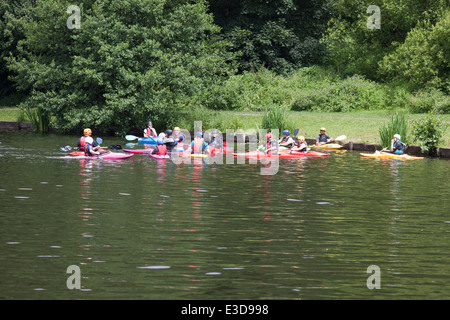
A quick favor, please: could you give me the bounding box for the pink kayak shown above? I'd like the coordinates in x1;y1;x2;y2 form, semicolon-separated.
123;148;155;154
148;153;170;160
63;151;133;160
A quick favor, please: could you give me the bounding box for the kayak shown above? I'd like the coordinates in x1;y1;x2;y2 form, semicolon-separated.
149;153;171;160
64;151;133;160
209;146;233;155
123;148;155;154
138;137;158;144
67;148;108;156
233;149;329;159
360;152;424;160
311;143;343;150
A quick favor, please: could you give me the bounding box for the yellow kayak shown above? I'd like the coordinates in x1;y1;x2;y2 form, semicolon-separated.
360;152;424;160
311;143;343;150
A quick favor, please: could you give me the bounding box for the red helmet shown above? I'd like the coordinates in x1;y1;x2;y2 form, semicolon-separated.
265;132;272;140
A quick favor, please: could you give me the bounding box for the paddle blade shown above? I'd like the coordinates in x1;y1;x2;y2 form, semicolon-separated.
334;135;346;141
60;145;72;152
125;135;138;141
96;137;103;145
293;128;299;137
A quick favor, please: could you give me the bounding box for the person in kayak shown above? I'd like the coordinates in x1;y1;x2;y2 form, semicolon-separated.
316;127;332;145
264;132;279;155
383;134;407;155
208;129;223;155
172;126;186;152
294;136;308;153
84;137;101;156
144;121;157;138
78;128;98;151
152;139;167;155
163;129;178;153
186;132;210;155
279;130;295;148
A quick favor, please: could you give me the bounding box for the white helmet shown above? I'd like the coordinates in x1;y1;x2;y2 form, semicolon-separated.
394;134;401;140
85;137;94;144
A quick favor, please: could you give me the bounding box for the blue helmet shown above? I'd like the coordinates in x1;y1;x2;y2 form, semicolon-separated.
196;131;203;138
282;130;290;135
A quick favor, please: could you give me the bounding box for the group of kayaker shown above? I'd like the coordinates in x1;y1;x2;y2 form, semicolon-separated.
259;127;333;155
76;123;407;157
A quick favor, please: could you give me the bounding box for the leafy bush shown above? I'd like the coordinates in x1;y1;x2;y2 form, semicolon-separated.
291;75;389;112
379;112;409;149
408;89;450;114
412;112;448;154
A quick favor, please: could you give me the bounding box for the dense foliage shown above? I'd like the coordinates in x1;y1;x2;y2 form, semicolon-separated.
5;0;235;134
0;0;448;134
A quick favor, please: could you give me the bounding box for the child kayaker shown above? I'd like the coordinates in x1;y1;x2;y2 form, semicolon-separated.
316;127;332;145
163;129;178;153
186;132;210;155
152;139;167;155
144;121;157;138
294;136;308;153
383;134;407;155
279;130;295;148
84;137;101;156
78;128;98;151
208;129;223;154
172;126;186;152
264;132;279;155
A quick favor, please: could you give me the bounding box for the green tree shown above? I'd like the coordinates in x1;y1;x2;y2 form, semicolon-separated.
321;0;448;82
208;0;334;73
379;11;450;92
0;0;35;96
6;0;235;135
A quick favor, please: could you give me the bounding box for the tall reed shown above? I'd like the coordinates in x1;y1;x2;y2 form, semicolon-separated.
379;112;409;148
261;105;288;134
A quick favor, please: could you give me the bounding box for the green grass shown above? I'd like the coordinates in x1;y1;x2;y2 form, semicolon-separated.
0;108;24;122
214;110;450;148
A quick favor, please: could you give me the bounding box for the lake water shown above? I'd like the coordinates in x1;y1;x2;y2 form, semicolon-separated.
1;131;449;300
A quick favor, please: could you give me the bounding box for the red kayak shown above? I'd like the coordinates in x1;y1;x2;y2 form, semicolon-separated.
63;151;133;160
233;149;329;159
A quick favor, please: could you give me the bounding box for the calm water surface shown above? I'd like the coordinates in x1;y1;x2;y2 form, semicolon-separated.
1;132;449;299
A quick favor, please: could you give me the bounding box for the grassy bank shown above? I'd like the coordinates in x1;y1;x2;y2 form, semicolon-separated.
1;107;449;147
191;110;450;148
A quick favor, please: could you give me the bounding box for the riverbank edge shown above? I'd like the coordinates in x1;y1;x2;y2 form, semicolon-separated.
2;120;449;159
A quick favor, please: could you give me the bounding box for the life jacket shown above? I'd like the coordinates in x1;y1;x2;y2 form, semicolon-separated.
393;141;406;152
193;138;205;154
281;135;294;147
145;128;156;137
156;144;167;155
78;136;87;151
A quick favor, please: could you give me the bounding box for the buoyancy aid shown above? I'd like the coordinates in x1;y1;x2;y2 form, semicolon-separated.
145;128;157;137
156;144;167;155
79;136;87;151
193;138;205;154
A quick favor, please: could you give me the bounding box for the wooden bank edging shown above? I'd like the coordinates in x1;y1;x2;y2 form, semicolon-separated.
0;121;33;131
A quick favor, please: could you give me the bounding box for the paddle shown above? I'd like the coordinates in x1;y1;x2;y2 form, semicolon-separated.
125;134;139;141
324;135;346;145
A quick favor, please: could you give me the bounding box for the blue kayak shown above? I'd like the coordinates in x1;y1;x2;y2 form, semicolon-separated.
138;137;157;144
